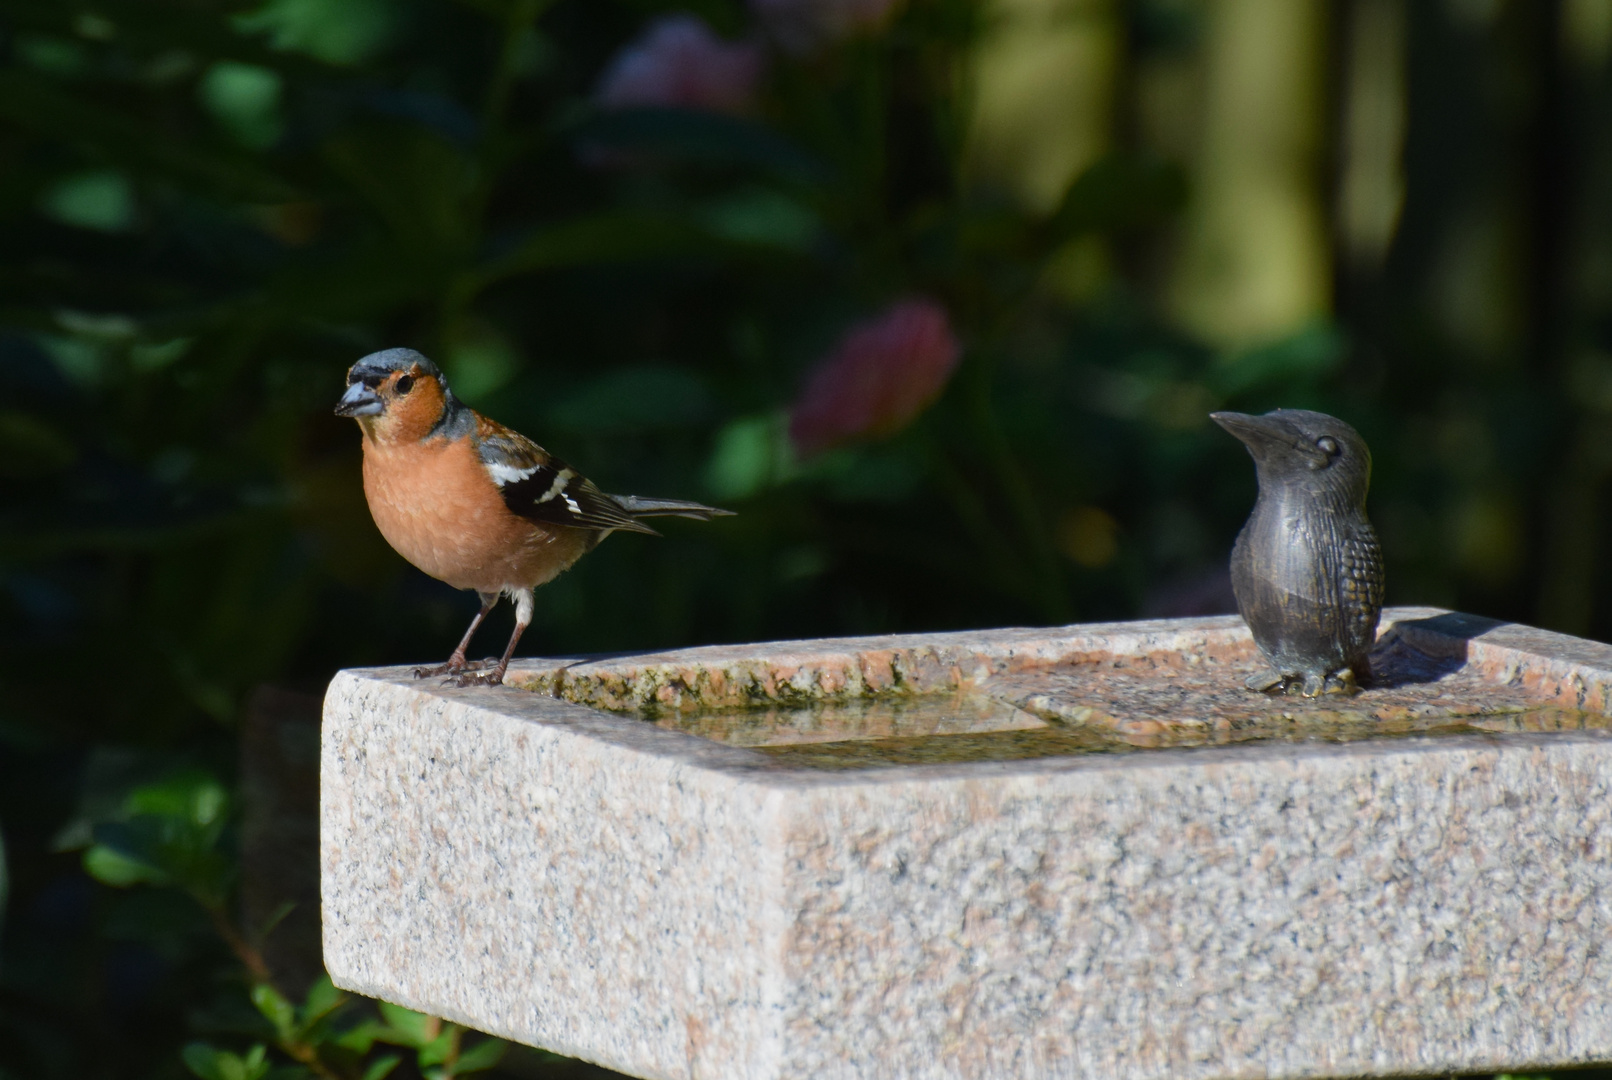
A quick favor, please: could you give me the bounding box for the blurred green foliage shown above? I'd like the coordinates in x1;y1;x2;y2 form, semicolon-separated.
3;0;1612;1077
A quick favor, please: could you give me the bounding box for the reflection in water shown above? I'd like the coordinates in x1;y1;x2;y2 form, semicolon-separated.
654;692;1044;747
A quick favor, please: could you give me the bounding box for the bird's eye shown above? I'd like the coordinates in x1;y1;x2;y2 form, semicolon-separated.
1316;436;1339;456
395;374;414;395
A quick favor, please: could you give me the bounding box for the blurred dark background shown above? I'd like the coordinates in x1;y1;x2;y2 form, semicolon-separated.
5;0;1612;1076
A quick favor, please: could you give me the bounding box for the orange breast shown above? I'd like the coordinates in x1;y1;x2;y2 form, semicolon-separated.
362;436;594;593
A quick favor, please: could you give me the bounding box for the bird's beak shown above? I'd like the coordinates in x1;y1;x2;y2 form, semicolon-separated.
335;381;384;417
1210;411;1325;466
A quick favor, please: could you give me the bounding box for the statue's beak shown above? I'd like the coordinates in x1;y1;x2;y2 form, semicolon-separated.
335;381;384;417
1210;411;1325;467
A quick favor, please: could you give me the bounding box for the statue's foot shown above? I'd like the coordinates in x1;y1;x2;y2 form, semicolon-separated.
1323;667;1361;695
1246;669;1287;692
1252;669;1363;698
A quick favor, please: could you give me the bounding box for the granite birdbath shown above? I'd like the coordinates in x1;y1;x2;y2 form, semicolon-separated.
321;607;1612;1080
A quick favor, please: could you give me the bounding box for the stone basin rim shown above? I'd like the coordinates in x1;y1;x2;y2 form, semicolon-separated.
338;605;1612;725
330;605;1612;782
346;605;1494;703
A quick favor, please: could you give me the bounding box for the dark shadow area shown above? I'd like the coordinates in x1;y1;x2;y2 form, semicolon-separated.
1365;613;1513;689
240;687;324;999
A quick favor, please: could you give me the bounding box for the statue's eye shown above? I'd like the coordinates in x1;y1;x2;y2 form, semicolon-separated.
1316;436;1339;456
395;374;415;395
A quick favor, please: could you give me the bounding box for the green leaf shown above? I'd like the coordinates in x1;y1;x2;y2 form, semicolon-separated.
181;1042;271;1080
298;974;344;1027
83;842;169;887
359;1056;402;1080
130;337;193;372
236;0;402;65
181;1043;227;1080
332;1020;389;1054
126;769;229;827
90;816;232;904
705;412;794;500
73;770;233;900
251;984;297;1040
700;187;820;251
452;1037;507;1074
38;170;137;232
198;61;284;150
376;1001;439;1047
415;1025;456;1067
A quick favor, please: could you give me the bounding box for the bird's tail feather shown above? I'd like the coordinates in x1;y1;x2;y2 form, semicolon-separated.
613;495;735;521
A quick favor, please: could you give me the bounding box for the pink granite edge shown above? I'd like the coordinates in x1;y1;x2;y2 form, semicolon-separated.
1422;621;1612;715
350;606;1612;716
493;615;1255;712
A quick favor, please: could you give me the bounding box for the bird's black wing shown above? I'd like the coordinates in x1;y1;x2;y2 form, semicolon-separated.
474;417;657;535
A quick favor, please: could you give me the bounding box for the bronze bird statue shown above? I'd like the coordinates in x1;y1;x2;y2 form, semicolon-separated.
1211;409;1385;696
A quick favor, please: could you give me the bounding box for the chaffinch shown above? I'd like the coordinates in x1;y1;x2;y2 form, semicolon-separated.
335;347;733;687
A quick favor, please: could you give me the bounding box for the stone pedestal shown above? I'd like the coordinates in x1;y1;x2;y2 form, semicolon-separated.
321;607;1612;1080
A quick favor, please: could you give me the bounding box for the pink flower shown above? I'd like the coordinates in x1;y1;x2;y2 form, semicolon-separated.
750;0;905;54
595;15;764;115
789;298;962;457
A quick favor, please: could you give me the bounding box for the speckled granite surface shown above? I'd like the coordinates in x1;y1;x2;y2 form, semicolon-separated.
322;607;1612;1079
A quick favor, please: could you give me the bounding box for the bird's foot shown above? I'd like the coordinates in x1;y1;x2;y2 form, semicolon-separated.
444;673;506;689
413;656;491;679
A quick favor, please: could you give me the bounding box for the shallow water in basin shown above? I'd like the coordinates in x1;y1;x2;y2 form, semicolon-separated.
648;637;1612;769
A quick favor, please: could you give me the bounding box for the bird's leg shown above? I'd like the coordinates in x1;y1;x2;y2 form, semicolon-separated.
415;592;499;678
449;588;532;688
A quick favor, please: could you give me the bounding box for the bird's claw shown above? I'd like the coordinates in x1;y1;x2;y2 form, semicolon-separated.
414;657;493;679
442;669;505;688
